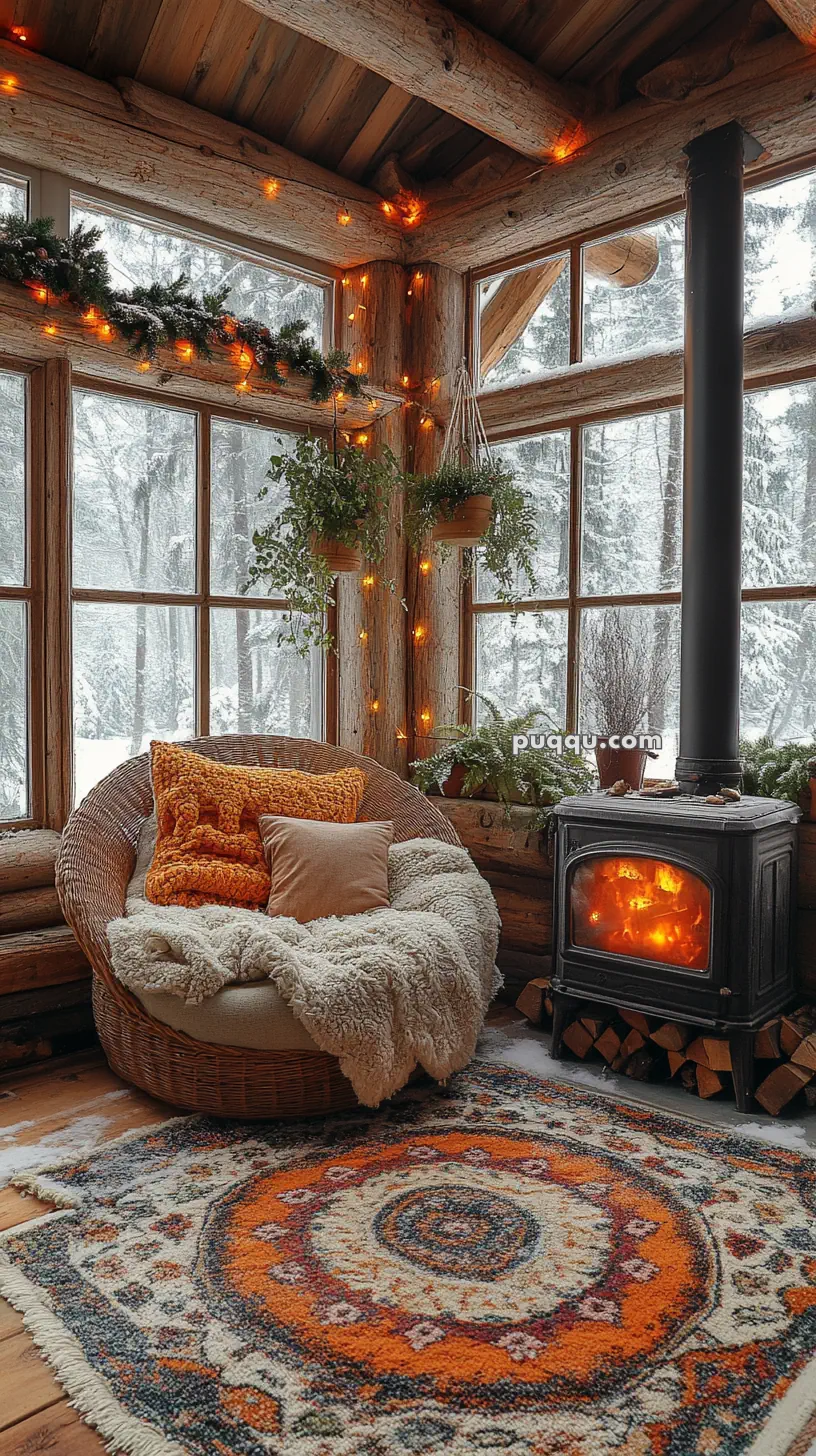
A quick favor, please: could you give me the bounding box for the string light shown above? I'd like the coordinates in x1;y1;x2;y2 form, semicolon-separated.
235;378;251;394
419;559;432;575
137;361;151;372
407;289;412;298
177;340;193;361
238;348;252;369
368;398;379;411
360;273;368;287
42;323;57;336
355;361;364;372
98;323;112;339
359;629;368;642
11;26;28;41
371;698;380;713
396;728;407;741
3;75;18;90
341;276;350;288
402;374;410;387
421;415;433;430
380;201;395;217
35;287;47;303
263;178;280;198
413;624;426;642
414;270;424;284
222;316;237;335
362;574;375;587
335;390;345;402
337;206;352;226
356;432;369;445
82;306;97;322
420;708;431;725
347;311;355;323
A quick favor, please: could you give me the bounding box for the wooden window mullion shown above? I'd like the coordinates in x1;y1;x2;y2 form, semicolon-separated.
198;406;211;736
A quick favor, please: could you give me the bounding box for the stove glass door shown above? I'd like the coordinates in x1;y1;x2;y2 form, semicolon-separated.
570;855;711;971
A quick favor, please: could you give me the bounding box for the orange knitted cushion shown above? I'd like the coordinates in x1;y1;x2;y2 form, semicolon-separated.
145;741;366;909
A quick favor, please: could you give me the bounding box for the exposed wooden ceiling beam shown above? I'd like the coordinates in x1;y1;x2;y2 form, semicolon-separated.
0;39;403;268
0;280;403;429
479;231;659;375
766;2;816;45
239;0;585;161
413;31;813;270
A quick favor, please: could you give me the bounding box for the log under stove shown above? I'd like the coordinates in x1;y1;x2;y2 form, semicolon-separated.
549;122;800;1111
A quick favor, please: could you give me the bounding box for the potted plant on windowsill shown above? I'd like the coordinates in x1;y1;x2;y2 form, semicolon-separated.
410;696;592;829
740;737;816;817
581;610;670;789
246;432;400;654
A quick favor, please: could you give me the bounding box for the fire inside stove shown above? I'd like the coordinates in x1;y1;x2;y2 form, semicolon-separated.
570;856;711;971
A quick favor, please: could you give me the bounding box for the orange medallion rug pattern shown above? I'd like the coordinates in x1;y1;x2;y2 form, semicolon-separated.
3;1064;816;1454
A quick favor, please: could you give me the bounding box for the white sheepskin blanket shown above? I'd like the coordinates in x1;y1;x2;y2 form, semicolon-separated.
107;837;501;1107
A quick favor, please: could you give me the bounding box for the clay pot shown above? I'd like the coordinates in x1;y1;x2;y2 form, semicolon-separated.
441;763;468;798
310;534;362;573
595;744;648;791
431;494;493;548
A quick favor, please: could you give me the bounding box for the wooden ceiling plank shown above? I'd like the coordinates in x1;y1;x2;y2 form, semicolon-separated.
183;0;265;112
284;52;364;158
228;18;297;127
238;0;585;160
136;0;224;96
0;39;404;266
248;31;334;142
85;0;165;80
766;1;816;43
414;31;812;270
9;0;106;73
532;0;636;76
337;83;413;181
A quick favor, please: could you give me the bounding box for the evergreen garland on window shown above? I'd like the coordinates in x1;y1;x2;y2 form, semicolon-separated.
0;214;366;402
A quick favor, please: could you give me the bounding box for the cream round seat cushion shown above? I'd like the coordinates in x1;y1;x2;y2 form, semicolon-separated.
125;815;319;1054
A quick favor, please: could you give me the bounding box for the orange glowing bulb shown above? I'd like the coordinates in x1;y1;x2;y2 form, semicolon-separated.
381;201;395;217
402;374;410;387
413;624;425;641
341;276;350;287
414;271;424;283
99;323;112;339
420;709;431;725
11;27;27;41
263;178;280;198
43;323;57;336
238;349;252;368
235;379;251;394
369;398;380;410
82;306;97;322
359;630;368;642
396;728;407;741
137;361;151;372
371;699;380;713
2;76;18;90
177;341;193;361
362;574;375;588
356;432;369;445
348;312;356;322
337;207;352;226
35;288;47;302
335;390;345;402
421;416;433;430
356;361;364;372
419;559;431;575
407;289;413;298
361;273;368;287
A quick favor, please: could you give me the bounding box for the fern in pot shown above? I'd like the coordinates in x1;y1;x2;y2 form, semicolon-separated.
246;432;400;654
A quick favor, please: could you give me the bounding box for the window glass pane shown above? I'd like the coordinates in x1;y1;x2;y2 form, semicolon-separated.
474;610;568;726
210;421;298;597
71;200;326;343
743;383;816;590
475;431;570;603
0;371;26;586
210;608;322;738
741;600;816;742
73;602;195;803
581;409;682;596
579;605;680;780
0;600;28;820
0;172;27;218
478;255;570;390
73;390;196;593
745;170;816;327
582;216;684;363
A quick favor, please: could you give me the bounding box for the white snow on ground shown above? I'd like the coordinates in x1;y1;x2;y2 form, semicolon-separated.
0;1092;132;1188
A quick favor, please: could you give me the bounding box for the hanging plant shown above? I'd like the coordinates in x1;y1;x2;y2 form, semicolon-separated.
404;364;537;602
246;433;401;654
0;213;367;403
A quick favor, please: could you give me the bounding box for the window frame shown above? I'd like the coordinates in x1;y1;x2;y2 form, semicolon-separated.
465;169;816;737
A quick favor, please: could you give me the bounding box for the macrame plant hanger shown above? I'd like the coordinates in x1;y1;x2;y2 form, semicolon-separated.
440;358;491;470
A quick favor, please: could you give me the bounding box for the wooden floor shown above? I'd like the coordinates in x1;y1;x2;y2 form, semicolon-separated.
0;1008;524;1453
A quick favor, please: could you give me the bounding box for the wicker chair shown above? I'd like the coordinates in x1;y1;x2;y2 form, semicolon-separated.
57;734;460;1119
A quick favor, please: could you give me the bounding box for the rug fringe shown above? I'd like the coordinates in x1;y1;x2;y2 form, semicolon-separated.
0;1254;188;1456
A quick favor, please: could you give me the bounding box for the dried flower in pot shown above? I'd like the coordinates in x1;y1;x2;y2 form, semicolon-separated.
581;609;670;789
247;433;400;654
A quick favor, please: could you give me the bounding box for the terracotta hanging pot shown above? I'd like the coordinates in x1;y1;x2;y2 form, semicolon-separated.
595;744;648;791
431;494;493;548
310;534;362;573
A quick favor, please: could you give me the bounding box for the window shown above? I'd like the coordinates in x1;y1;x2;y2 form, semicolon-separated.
0;168;27;218
478;254;571;391
0;370;30;819
745;167;816;328
71;198;329;345
581;216;684;363
71;390;323;804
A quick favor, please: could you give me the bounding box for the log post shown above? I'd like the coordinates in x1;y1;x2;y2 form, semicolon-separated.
337;262;409;774
403;262;466;763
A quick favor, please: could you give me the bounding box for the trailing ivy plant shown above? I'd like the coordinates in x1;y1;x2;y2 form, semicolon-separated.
246;433;402;655
403;457;538;603
410;694;591;828
0;213;365;402
740;736;816;804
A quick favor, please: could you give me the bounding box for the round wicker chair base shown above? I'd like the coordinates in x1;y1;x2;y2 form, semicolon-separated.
93;980;359;1119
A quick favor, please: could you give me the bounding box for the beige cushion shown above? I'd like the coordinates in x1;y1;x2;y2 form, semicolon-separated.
260;814;393;923
135;982;320;1052
127;813;318;1052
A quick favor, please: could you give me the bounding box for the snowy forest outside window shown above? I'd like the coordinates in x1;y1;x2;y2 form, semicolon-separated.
71;198;328;345
0;169;27;219
0;369;30;820
71;388;323;805
472;167;816;767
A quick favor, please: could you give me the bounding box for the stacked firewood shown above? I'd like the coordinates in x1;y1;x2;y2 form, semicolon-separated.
515;979;816;1117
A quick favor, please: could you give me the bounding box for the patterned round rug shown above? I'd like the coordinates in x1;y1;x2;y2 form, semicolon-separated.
3;1062;816;1455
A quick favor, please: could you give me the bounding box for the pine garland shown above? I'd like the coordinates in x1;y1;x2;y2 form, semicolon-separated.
0;214;367;402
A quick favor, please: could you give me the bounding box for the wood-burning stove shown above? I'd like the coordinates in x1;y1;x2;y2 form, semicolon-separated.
550;792;799;1110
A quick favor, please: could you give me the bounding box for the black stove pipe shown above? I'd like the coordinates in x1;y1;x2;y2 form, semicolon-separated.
674;121;762;796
